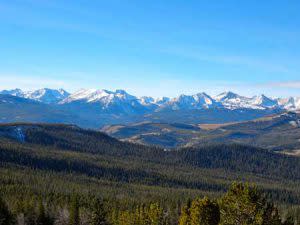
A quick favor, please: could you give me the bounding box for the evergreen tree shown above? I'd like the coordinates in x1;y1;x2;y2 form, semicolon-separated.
219;182;282;225
0;196;15;225
178;205;191;225
110;208;119;225
189;197;220;225
283;215;295;225
262;203;282;225
118;210;132;225
69;195;80;225
24;197;37;225
90;198;109;225
133;205;146;225
148;203;163;225
37;198;53;225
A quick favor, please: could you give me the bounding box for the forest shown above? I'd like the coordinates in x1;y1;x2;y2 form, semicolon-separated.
0;123;300;224
1;182;299;225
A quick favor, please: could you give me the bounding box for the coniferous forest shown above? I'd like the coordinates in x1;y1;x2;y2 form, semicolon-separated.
0;123;300;224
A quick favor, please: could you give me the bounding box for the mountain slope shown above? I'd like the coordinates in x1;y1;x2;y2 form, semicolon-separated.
2;88;300;128
25;88;70;104
2;88;300;111
1;123;300;205
104;112;300;151
214;92;279;110
197;111;300;151
60;89;148;115
160;92;220;110
102;122;202;148
0;94;78;124
0;88;69;104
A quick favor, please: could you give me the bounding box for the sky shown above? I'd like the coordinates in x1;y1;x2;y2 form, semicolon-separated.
0;0;300;98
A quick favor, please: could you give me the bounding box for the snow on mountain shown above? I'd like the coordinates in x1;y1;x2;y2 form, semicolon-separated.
61;89;137;104
164;92;218;110
0;88;24;97
193;92;218;108
214;92;278;110
214;91;254;109
249;95;278;109
0;88;69;104
139;96;155;105
61;89;112;103
154;97;170;105
24;88;70;104
1;87;300;112
60;89;147;114
295;98;300;110
214;91;242;102
278;97;300;111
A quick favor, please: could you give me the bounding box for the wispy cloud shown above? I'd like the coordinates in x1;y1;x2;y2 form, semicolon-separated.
161;47;290;73
264;81;300;89
0;74;68;91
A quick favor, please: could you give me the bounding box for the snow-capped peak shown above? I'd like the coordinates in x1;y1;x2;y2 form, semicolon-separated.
0;88;69;104
193;92;215;106
24;88;70;104
60;89;112;103
278;97;300;111
60;89;138;105
114;89;136;100
250;94;278;108
214;91;241;102
1;87;300;112
60;88;147;114
164;92;218;110
139;96;155;105
155;97;170;105
0;88;24;97
214;92;253;109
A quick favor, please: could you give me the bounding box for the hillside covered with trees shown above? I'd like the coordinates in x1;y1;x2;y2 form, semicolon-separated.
0;123;300;224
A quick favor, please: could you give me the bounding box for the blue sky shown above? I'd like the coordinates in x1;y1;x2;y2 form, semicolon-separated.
0;0;300;97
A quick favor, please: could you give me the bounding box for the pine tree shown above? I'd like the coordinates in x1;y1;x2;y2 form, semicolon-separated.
118;210;132;225
262;203;282;225
178;205;191;225
37;198;53;225
133;205;146;225
148;203;163;225
219;182;283;225
90;198;109;225
189;197;220;225
0;196;15;225
283;215;294;225
24;197;37;225
69;195;80;225
110;208;119;225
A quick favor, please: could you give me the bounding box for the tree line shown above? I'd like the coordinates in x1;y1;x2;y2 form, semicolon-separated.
1;182;299;225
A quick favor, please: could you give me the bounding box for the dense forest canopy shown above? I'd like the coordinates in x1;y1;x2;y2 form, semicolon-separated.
1;183;299;225
0;123;300;224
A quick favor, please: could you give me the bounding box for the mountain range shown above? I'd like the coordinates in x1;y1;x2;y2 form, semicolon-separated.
1;88;70;104
2;88;300;111
1;88;299;128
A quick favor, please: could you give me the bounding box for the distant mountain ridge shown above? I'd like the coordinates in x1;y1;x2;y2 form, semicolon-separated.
0;87;298;128
1;88;299;111
0;88;70;104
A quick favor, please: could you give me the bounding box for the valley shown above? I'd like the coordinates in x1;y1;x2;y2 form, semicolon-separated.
103;111;300;151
